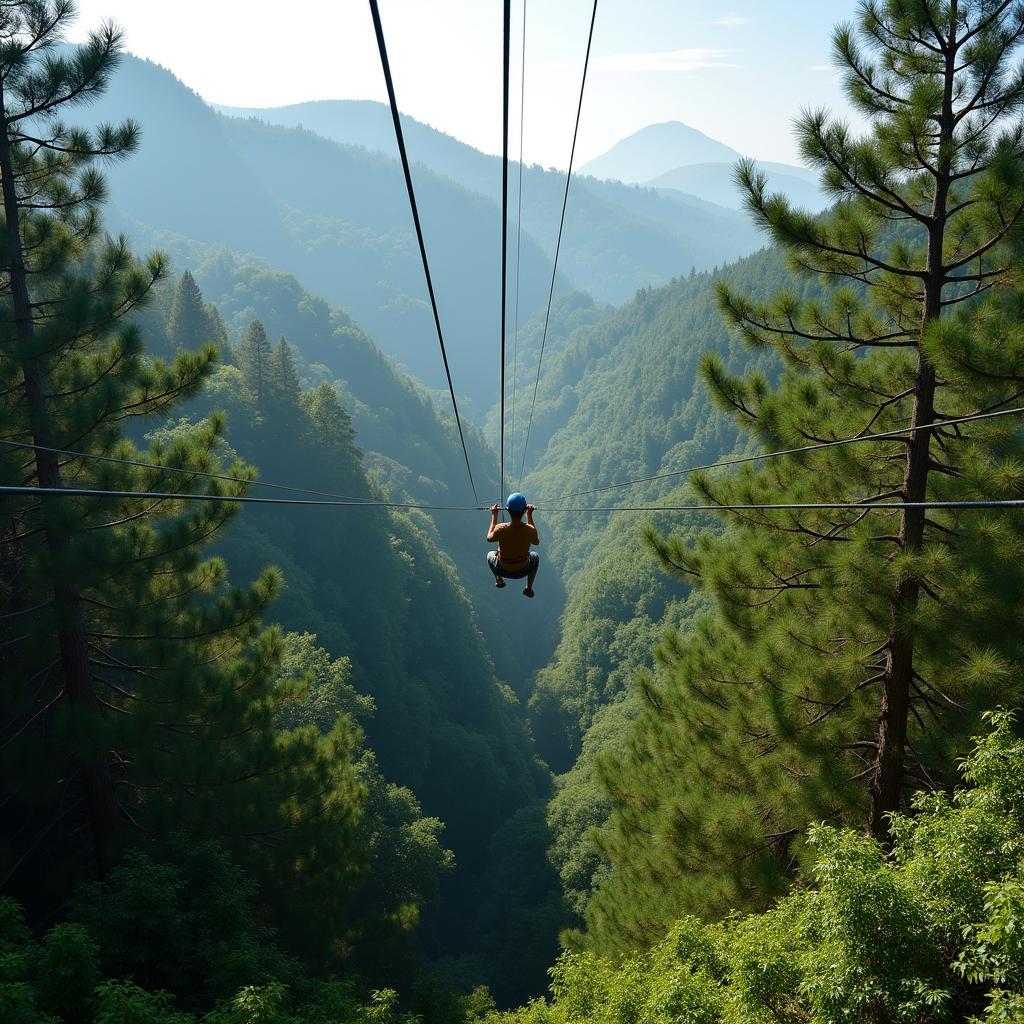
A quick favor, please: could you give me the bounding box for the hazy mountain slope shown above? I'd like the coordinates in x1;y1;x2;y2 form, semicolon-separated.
518;250;800;761
521;253;787;574
121;214;562;690
649;161;827;212
214;99;499;197
578;121;742;181
87;57;555;412
217;99;764;304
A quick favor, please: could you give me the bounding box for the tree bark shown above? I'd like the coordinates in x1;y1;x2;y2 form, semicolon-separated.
0;92;120;874
867;4;956;842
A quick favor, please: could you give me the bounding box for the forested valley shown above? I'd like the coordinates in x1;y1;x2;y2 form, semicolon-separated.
3;2;1024;1023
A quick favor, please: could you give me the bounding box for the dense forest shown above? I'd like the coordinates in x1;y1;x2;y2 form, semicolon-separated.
3;1;1024;1023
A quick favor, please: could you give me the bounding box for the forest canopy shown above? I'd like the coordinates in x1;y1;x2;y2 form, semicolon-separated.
2;1;1024;1023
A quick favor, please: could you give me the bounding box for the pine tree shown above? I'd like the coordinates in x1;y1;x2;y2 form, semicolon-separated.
0;1;155;874
204;301;229;352
266;336;301;414
301;382;360;463
166;270;209;352
0;4;371;928
237;319;272;410
583;0;1024;952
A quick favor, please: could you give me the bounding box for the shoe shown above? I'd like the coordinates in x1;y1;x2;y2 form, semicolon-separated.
495;578;506;588
523;587;534;598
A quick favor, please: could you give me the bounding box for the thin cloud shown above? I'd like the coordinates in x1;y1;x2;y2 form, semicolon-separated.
807;64;833;72
703;15;753;27
596;48;739;73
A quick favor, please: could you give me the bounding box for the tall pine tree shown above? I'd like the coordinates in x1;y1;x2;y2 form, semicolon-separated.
166;270;209;352
0;4;374;941
582;0;1024;953
266;335;301;422
237;319;272;411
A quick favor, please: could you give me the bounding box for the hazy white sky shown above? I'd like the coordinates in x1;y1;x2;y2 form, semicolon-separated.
68;1;862;169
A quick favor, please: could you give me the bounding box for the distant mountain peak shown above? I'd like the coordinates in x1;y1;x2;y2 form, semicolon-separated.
579;121;743;184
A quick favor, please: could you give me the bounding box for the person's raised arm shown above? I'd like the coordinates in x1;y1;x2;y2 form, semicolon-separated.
526;504;540;545
486;503;500;542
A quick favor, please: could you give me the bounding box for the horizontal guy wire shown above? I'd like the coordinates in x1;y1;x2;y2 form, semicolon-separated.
0;485;483;512
0;437;380;503
536;405;1024;505
536;500;1024;513
3;486;1023;517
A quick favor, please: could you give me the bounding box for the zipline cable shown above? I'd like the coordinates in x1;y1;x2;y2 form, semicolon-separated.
368;0;480;506
537;404;1024;505
517;0;598;488
3;484;1023;516
0;437;380;504
499;0;512;502
510;0;527;499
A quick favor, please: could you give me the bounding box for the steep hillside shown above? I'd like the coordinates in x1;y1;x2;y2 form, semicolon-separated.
123;223;562;690
515;248;806;912
521;251;792;575
131;260;568;1000
215;98;763;304
87;56;553;411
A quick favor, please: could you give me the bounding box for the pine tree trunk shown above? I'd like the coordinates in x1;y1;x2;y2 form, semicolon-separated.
868;353;937;839
0;99;120;874
868;11;956;842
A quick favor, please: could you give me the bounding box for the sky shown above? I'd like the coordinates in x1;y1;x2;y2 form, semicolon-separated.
68;0;864;169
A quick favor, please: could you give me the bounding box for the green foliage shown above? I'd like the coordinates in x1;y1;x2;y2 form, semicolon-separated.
144;270;563;998
0;11;470;1004
574;0;1024;952
167;271;216;353
237;319;273;409
495;715;1024;1024
70;841;296;1007
0;879;432;1024
515;256;789;923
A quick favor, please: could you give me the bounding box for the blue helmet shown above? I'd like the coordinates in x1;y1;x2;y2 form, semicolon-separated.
506;491;527;513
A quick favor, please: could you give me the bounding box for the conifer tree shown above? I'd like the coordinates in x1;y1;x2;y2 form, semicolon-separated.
0;4;371;924
237;319;272;410
0;0;158;872
267;336;300;412
584;0;1024;952
166;270;208;352
204;300;229;352
301;382;360;463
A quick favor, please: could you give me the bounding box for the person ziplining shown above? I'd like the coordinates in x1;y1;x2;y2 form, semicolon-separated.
487;492;540;597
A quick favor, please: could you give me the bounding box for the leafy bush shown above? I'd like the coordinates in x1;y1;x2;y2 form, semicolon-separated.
494;712;1024;1024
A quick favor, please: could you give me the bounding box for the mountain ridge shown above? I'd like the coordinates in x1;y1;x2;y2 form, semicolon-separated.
578;120;743;181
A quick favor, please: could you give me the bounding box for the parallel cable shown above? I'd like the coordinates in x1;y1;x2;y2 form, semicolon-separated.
499;0;512;502
3;485;1022;516
517;0;598;488
538;499;1024;513
510;0;527;496
537;405;1024;505
368;0;480;505
0;484;483;512
0;437;379;503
